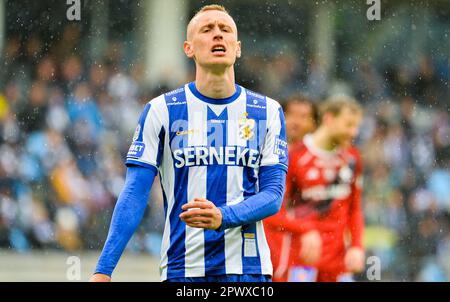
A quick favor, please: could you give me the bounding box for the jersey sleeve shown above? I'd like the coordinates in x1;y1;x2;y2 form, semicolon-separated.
259;99;288;172
126;96;167;170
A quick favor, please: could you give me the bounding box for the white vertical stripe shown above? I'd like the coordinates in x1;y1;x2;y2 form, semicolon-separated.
256;221;273;275
226;166;244;206
260;99;282;166
152;97;171;281
183;94;208;277
223;95;247;274
225;166;244;274
141;95;166;166
226;99;246;205
185;166;207;277
159;132;174;281
227;92;247;147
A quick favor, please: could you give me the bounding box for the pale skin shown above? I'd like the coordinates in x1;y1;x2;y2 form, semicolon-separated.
180;9;241;230
298;107;365;273
91;10;241;282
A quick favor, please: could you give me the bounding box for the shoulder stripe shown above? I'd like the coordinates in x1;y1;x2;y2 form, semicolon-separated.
136;103;151;142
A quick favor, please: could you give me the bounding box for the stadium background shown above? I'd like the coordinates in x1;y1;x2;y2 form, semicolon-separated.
0;0;449;281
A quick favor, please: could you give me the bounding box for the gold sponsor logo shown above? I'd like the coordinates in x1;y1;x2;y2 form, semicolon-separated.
176;129;196;136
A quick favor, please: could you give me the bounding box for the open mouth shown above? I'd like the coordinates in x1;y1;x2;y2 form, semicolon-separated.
211;45;226;54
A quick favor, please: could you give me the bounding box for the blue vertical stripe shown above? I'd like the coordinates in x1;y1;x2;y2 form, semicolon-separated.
243;89;267;197
204;106;227;275
164;89;188;279
241;223;262;274
161;185;168;220
241;89;267;274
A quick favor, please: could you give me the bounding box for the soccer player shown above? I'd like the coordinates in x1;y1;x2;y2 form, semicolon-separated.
90;4;288;282
283;95;317;145
266;96;365;282
263;95;316;281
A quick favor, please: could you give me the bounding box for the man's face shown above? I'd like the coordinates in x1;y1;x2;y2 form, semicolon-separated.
184;10;241;70
327;107;362;146
285;102;315;144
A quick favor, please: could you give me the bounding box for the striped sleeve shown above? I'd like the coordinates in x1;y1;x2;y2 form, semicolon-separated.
126;96;167;169
259;98;288;171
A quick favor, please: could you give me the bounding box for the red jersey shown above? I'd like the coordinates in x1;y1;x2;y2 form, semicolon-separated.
264;135;364;281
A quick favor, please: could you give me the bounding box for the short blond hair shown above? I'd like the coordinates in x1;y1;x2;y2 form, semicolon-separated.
317;95;362;124
187;5;233;39
192;4;230;19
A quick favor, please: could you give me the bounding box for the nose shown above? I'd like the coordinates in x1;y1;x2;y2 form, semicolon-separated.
212;27;223;41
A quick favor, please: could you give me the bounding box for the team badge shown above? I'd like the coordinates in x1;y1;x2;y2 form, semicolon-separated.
238;112;255;140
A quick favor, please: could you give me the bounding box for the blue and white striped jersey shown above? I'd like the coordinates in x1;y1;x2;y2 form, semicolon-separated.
126;82;288;281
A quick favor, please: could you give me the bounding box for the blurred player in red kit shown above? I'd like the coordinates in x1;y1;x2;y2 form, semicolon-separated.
282;95;317;146
265;95;365;282
263;95;316;281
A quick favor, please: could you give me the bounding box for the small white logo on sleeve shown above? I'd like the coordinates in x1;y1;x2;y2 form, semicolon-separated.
273;136;288;156
127;142;145;158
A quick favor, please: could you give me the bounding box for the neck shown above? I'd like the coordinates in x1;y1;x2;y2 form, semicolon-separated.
312;127;337;151
195;65;236;99
288;135;303;146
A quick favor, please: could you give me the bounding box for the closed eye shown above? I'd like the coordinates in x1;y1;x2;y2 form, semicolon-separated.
221;26;232;33
200;25;213;33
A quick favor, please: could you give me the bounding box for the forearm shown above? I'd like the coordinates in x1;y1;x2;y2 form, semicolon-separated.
95;165;156;276
264;206;316;235
218;165;286;231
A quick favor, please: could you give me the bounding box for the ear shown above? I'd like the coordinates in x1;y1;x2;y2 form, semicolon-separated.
184;41;194;59
236;40;242;59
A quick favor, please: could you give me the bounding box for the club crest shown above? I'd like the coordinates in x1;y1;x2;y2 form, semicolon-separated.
238;113;255;140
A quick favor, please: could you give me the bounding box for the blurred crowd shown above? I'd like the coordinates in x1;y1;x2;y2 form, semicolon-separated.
348;58;450;281
0;25;166;255
0;23;449;281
